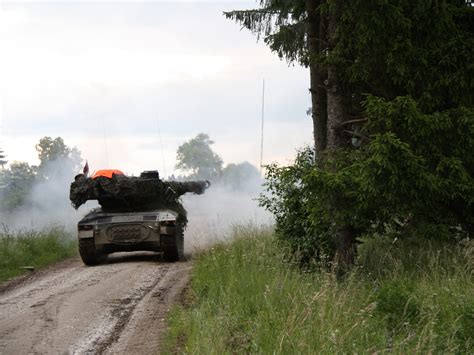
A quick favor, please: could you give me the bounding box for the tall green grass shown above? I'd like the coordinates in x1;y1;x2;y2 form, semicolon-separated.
0;226;77;283
165;225;473;353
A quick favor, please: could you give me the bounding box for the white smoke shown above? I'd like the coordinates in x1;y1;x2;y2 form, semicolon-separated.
181;181;273;253
0;158;95;232
0;160;273;253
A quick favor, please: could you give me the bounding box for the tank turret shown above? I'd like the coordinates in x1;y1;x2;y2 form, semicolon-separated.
70;170;211;217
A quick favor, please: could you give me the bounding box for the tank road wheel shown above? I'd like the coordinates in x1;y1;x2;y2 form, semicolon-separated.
79;238;103;266
162;225;184;262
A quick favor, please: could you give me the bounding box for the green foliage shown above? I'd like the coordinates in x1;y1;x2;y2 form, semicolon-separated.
0;137;82;213
336;0;474;111
0;227;77;283
175;133;223;181
458;301;474;345
260;148;334;262
261;97;473;261
35;136;82;179
358;97;474;233
224;0;308;65
227;0;474;90
0;162;37;212
164;228;474;353
375;281;420;331
228;0;474;265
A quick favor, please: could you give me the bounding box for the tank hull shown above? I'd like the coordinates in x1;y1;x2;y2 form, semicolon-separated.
77;208;184;265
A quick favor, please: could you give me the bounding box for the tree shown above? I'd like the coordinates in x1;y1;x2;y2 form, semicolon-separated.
0;149;7;170
0;137;83;213
228;1;474;270
225;0;353;267
175;133;223;180
0;162;36;211
220;162;262;190
35;137;82;179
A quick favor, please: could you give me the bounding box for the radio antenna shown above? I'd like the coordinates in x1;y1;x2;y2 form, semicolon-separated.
101;115;109;168
156;116;167;178
259;79;265;174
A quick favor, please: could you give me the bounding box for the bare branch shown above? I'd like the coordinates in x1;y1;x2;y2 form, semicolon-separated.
338;118;368;128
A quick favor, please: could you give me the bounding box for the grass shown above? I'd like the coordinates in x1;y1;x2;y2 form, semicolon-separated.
164;225;473;354
0;226;77;283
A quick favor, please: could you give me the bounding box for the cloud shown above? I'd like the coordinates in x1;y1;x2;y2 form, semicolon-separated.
0;1;312;177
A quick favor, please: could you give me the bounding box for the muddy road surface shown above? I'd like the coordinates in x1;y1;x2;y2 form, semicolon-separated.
0;253;190;354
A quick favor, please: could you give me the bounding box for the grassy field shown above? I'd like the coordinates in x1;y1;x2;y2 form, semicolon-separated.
0;227;77;283
165;225;473;354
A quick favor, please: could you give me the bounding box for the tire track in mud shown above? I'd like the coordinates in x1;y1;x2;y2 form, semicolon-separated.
0;253;190;354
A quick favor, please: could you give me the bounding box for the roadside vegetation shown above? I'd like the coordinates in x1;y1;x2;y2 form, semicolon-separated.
166;3;473;351
225;0;474;272
0;227;77;283
165;225;473;353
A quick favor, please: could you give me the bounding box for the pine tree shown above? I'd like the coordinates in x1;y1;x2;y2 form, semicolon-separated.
227;0;474;270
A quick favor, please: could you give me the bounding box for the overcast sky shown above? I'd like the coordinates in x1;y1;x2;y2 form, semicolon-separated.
0;0;312;177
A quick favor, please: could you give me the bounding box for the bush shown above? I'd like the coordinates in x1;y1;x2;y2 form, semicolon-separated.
375;281;420;330
260;148;334;263
260;96;474;263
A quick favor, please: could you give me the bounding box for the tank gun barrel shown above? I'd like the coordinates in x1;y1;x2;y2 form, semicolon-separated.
167;180;211;196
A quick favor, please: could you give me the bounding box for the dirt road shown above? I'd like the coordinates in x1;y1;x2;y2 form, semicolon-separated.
0;253;190;354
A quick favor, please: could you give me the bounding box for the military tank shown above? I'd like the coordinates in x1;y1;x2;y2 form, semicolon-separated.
70;169;210;265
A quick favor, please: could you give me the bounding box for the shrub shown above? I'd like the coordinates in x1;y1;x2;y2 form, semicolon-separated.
375;281;420;331
260;97;474;263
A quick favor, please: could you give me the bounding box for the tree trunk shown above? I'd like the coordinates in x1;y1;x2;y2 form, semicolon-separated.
326;7;346;146
306;0;327;156
326;2;356;271
326;1;347;150
333;224;357;274
326;66;346;149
